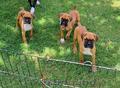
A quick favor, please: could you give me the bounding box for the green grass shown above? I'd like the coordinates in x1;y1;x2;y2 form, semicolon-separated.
0;0;120;88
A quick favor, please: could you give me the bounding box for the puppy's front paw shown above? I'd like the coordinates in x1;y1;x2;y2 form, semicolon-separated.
60;38;65;44
73;46;77;54
80;60;84;64
92;65;97;72
66;34;70;40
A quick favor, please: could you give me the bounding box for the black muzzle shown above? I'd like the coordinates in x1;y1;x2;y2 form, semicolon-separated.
60;18;69;27
84;39;94;49
24;17;31;24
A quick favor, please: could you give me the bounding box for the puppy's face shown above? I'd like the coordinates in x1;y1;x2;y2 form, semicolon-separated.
20;11;33;24
83;32;98;49
59;13;71;28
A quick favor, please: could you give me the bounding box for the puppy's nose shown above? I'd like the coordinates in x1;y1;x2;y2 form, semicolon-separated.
63;22;65;24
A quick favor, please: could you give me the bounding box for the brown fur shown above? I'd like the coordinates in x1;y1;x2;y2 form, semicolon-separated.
72;25;98;72
59;9;80;41
16;7;33;43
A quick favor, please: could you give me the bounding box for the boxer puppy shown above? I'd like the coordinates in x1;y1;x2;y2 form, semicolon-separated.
59;7;80;43
72;25;98;72
16;7;33;43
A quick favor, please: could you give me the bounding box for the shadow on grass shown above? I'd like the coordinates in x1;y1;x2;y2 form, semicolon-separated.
0;0;120;73
0;0;120;88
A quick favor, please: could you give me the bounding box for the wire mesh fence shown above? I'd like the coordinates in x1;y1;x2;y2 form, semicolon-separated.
0;49;120;88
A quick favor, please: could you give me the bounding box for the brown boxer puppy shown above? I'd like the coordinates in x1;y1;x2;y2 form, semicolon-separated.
72;25;98;72
59;7;80;43
16;7;33;43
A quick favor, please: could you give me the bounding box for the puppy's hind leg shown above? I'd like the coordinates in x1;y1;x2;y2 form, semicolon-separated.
77;12;81;26
72;29;77;54
79;40;84;63
76;29;84;63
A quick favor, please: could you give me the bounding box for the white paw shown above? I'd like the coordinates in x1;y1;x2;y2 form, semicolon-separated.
36;0;40;5
30;7;35;14
60;38;65;44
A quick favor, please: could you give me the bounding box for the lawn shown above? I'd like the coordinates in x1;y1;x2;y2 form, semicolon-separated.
0;0;120;88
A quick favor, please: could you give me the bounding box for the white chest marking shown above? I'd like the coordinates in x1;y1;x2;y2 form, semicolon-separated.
24;24;32;31
83;48;92;55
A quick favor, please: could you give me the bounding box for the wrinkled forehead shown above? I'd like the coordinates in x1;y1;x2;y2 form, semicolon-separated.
23;11;32;18
60;13;70;19
84;32;95;39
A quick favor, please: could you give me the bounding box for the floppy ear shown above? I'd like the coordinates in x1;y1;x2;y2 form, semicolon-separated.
83;32;87;37
20;12;25;17
81;32;87;40
68;15;72;21
94;34;99;41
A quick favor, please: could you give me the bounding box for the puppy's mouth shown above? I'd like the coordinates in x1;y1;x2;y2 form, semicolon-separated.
23;17;31;24
60;18;69;27
84;39;94;49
